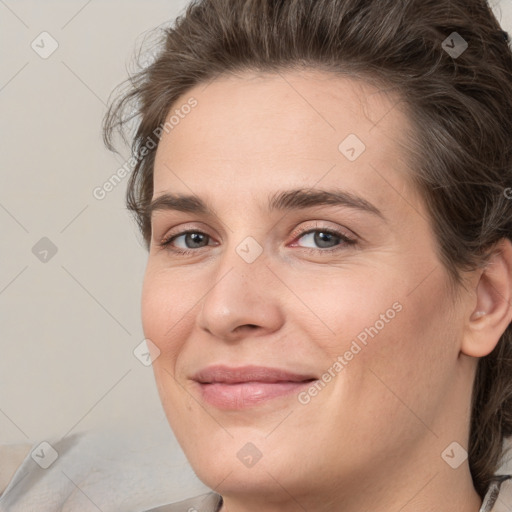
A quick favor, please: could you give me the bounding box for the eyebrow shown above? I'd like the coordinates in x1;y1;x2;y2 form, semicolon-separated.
147;187;385;221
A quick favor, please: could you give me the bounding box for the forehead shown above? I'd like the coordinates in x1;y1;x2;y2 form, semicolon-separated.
152;69;421;216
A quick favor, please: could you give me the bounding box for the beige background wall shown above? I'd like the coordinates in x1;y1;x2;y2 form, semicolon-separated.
1;0;511;446
0;0;192;445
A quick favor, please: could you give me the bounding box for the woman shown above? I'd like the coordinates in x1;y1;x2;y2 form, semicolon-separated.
2;0;511;510
102;0;512;510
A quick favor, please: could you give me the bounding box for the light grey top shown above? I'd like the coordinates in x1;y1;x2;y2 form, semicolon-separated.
0;425;212;512
1;428;511;511
145;492;222;512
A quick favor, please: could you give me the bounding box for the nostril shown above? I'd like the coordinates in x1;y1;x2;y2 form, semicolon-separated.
234;324;259;333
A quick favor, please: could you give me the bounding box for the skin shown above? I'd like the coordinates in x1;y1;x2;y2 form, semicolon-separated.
141;69;512;512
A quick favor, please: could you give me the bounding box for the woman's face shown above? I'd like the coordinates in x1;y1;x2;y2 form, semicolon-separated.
142;70;475;506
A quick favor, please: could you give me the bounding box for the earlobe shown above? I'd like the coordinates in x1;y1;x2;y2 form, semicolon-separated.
462;238;512;358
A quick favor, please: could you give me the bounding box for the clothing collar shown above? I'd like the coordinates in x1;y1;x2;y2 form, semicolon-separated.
479;474;512;512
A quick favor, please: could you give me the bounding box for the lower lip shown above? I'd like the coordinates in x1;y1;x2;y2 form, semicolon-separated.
197;381;314;409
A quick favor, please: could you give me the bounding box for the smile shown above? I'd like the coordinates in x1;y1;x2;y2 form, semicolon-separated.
192;365;317;409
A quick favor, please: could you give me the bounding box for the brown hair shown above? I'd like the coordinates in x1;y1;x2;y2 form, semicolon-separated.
103;0;512;499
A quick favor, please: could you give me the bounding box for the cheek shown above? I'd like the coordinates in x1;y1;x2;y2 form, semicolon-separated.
141;266;191;365
340;274;458;429
284;265;405;355
300;264;456;401
141;271;196;429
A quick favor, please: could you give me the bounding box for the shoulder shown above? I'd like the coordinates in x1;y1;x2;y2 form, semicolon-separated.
144;492;223;512
0;443;32;497
485;439;512;510
0;428;211;512
482;475;512;511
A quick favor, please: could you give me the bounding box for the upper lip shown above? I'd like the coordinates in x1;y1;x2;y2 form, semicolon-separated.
192;365;317;384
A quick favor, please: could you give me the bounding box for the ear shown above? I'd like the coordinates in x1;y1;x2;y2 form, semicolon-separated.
462;238;512;358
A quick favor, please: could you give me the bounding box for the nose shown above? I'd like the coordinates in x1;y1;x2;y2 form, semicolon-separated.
196;247;285;342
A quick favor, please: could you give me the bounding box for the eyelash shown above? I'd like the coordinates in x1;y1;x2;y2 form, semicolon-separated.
158;226;357;256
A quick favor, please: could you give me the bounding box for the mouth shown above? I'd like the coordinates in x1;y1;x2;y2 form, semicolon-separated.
191;365;317;409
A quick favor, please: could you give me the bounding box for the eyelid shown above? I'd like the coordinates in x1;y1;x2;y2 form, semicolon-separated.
288;221;357;245
157;220;358;255
155;221;212;244
158;230;215;252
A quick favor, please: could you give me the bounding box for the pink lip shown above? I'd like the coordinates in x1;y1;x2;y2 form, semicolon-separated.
192;365;317;409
